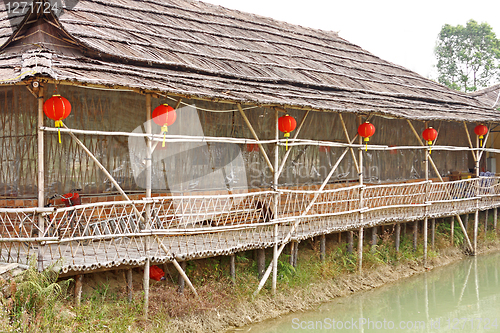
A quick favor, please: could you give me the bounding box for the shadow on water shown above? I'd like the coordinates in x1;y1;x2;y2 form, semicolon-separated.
231;252;500;332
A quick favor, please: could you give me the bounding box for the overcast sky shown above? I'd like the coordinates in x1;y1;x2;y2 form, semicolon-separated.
201;0;500;80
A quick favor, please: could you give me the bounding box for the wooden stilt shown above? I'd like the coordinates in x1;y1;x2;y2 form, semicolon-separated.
413;221;418;251
230;254;236;284
450;216;454;246
143;258;150;317
293;241;298;267
395;223;401;252
474;210;479;255
371;226;377;253
37;88;45;272
74;274;83;306
178;261;187;293
348;231;354;254
289;242;294;266
320;234;326;261
464;214;469;231
403;222;407;237
257;248;266;279
431;219;436;250
485;209;489;233
358;227;364;273
127;269;133;302
494;208;498;232
423;217;428;265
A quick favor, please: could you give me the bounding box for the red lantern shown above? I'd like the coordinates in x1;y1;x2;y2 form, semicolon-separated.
278;114;297;150
422;127;438;154
246;143;259;152
43;95;71;144
474;124;488;147
319;145;330;153
152;104;177;147
422;127;438;145
357;121;375;151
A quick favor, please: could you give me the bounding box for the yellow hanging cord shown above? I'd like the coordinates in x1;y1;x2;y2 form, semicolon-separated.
364;137;369;152
284;132;290;150
428;141;433;154
479;135;484;148
55;120;63;144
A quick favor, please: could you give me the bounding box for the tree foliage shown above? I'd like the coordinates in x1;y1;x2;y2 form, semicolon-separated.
435;19;500;92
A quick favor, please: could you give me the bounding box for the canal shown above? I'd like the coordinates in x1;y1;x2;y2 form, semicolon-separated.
231;252;500;332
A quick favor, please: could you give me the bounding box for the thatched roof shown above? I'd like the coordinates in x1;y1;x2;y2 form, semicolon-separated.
0;0;499;123
470;84;500;109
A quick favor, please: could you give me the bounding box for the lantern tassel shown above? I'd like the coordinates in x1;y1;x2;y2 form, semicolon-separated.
161;125;168;148
480;135;483;148
284;132;290;151
55;120;63;144
428;141;432;155
364;137;369;152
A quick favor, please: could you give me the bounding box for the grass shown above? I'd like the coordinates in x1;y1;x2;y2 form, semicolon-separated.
0;222;498;332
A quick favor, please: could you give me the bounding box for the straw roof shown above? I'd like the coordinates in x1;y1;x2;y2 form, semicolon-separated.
470;84;500;109
0;0;499;123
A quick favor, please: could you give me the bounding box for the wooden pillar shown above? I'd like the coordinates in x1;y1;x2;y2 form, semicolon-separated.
413;221;418;251
74;274;83;306
423;217;428;265
431;219;436;250
293;241;298;267
474;210;479;254
230;254;236;283
464;214;469;231
347;231;354;254
127;269;133;302
320;235;326;261
494;208;498;232
358;227;364;272
177;261;187;293
143;259;150;317
371;226;377;252
272;108;279;295
37;87;45;271
395;223;401;252
257;249;266;279
485;209;489;233
450;216;454;246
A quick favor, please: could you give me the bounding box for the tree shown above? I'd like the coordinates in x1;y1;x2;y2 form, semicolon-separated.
435;20;500;92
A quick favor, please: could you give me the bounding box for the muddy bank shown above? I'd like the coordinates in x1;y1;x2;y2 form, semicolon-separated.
166;243;500;333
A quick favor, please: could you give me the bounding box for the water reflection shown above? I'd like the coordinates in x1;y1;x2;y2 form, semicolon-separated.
231;252;500;332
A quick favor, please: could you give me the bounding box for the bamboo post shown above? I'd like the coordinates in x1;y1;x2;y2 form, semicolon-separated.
178;261;187;293
485;209;489;233
74;274;83;306
474;135;480;255
395;223;401;252
424;134;429;265
37;88;44;271
289;242;294;266
127;269;133;302
464;214;469;231
339;113;360;174
143;93;152;317
358;115;364;273
230;255;236;284
237;104;274;173
348;231;354;254
272;108;279;295
320;234;326;261
293;242;298;267
407;120;474;254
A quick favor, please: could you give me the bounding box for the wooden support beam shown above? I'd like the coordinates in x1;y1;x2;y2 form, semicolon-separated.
406;119;474;254
272;108;279;295
230;255;236;284
463;121;477;162
395;223;401;252
293;242;298;267
464;214;469;231
339;113;360;174
485;209;489;233
451;216;455;246
74;274;83;306
127;269;133;302
320;234;326;261
237;104;274;173
424;217;428;265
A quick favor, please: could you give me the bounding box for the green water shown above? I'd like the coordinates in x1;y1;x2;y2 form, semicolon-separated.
232;252;500;332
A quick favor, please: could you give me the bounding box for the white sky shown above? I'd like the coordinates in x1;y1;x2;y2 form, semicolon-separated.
201;0;500;80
